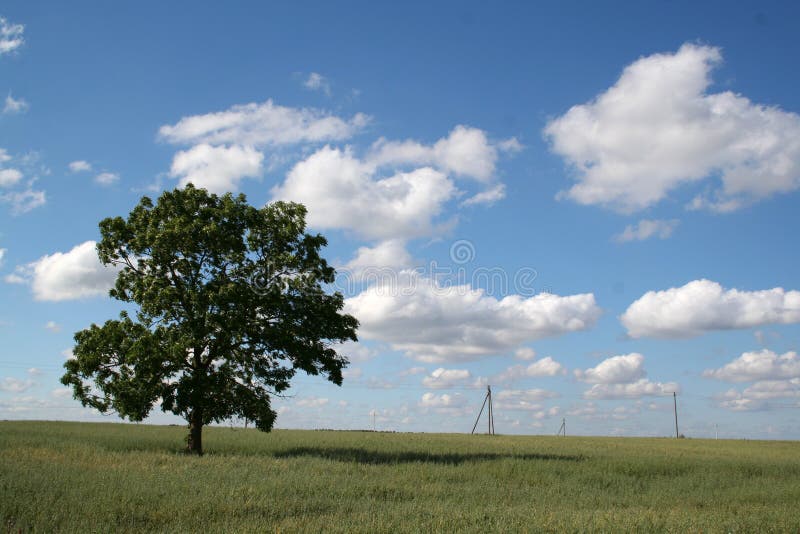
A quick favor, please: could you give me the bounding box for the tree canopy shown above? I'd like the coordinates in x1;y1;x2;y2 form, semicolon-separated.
62;185;358;454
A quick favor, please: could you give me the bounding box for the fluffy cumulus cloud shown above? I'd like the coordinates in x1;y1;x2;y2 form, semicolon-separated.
7;241;120;301
273;146;457;240
704;349;800;382
345;271;601;362
494;357;566;383
419;392;468;412
159;99;369;192
169;144;263;193
575;353;679;399
339;239;415;280
367;126;516;182
0;17;24;55
159;99;369;147
421;368;472;389
622;279;800;339
718;379;800;411
583;379;679;400
575;353;645;384
273;126;518;233
545;43;800;212
614;219;679;243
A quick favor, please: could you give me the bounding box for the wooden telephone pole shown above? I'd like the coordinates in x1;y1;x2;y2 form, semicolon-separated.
471;385;495;435
673;392;680;438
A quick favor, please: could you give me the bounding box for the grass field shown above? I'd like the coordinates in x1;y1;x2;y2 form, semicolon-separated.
1;421;799;532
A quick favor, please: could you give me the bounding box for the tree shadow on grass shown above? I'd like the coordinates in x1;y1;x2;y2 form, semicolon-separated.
273;447;584;465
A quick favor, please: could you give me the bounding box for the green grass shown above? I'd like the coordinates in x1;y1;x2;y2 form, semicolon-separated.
2;421;799;532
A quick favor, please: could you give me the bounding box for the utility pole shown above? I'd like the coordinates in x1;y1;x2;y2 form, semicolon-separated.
673;392;679;438
557;418;566;437
715;423;718;440
471;385;495;435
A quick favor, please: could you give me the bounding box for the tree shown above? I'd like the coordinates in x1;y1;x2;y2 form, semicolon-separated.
62;185;358;455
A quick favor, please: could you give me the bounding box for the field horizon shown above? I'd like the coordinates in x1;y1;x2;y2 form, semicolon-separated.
2;420;799;532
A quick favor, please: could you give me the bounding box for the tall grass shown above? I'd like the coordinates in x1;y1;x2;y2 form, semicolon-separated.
2;421;799;532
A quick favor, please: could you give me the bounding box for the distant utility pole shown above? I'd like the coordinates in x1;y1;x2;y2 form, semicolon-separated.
471;385;495;435
715;423;718;440
372;410;376;432
673;392;679;438
557;418;566;437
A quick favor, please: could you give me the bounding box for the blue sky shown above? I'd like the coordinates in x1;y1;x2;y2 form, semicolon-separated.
2;1;800;439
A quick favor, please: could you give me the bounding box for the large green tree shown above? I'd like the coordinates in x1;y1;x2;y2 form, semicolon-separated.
62;185;358;455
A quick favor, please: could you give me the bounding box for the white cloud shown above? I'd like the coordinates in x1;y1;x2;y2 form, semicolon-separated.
575;353;646;384
419;392;467;409
296;396;329;408
0;17;24;55
273;146;457;240
44;321;61;333
169;144;263;193
514;348;536;360
268;125;517;240
567;402;600;418
545;43;800;212
622;279;800;339
494;388;558;411
584;379;680;400
334;341;379;364
421;368;471;389
340;239;414;280
159;99;369;147
27;368;43;376
3;94;28;114
1;188;46;214
342;367;362;379
335;341;379;363
51;387;72;399
94;172;119;186
575;353;679;399
461;183;506;207
0;248;6;267
704;349;800;382
367;125;510;182
400;366;427;377
68;160;92;173
0;377;36;393
11;240;120;301
494;357;565;383
303;72;331;96
0;168;22;187
718;378;800;411
614;219;679;243
345;271;601;362
525;357;566;377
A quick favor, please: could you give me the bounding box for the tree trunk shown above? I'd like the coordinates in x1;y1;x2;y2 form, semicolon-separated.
187;409;203;455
